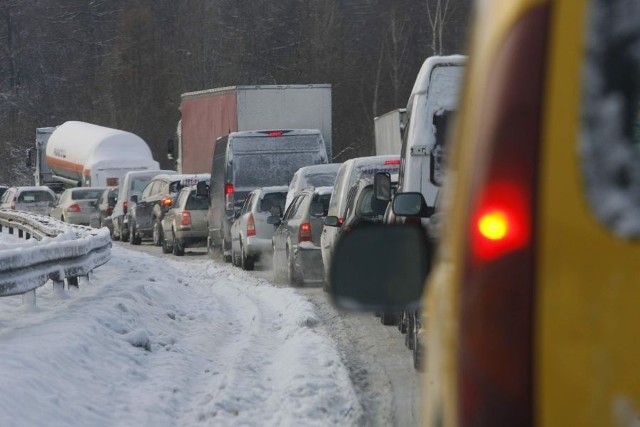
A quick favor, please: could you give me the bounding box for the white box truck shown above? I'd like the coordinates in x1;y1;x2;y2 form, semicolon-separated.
28;121;160;190
171;85;333;173
374;108;407;155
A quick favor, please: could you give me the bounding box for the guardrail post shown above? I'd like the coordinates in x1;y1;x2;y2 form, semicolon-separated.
0;224;3;232
25;232;31;239
8;226;13;235
49;273;65;297
18;229;23;238
22;290;36;308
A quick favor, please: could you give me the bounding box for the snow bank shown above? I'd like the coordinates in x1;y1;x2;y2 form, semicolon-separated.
0;245;362;426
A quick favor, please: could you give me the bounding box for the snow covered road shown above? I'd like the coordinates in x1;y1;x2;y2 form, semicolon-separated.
0;244;362;426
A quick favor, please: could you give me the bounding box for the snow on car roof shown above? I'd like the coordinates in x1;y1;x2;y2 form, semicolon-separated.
314;186;334;196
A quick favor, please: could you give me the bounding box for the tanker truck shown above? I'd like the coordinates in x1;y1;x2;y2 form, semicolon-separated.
28;121;160;190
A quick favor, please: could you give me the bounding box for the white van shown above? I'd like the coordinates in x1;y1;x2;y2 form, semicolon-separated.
320;155;400;287
112;169;176;241
398;55;466;207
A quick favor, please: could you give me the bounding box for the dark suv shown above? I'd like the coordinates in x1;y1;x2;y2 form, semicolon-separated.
129;174;209;245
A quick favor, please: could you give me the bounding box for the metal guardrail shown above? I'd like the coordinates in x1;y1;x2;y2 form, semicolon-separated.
0;209;112;306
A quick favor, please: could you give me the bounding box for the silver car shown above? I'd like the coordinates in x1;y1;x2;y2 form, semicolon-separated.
230;186;288;270
49;187;105;225
161;186;209;256
0;186;56;216
271;186;331;286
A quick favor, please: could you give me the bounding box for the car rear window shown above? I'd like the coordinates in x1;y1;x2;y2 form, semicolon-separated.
72;189;103;200
18;191;54;203
582;0;640;236
186;193;209;210
259;192;287;213
312;193;331;216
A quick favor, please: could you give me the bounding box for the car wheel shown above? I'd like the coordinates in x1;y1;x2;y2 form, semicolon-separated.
152;218;163;247
381;312;398;326
286;246;302;286
322;268;330;292
413;324;423;371
120;221;129;242
241;243;254;271
222;238;232;263
162;232;172;254
405;315;414;350
172;230;184;256
398;312;408;334
111;226;120;241
129;221;141;245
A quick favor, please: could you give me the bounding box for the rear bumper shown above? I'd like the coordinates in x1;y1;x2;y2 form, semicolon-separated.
295;245;324;282
175;229;208;247
245;236;272;257
64;212;93;226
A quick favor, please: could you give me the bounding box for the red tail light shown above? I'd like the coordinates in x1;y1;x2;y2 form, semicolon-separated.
68;203;81;213
161;197;172;208
123;201;128;214
268;131;283;137
299;222;312;242
458;5;549;426
225;184;234;211
107;206;113;215
247;213;256;236
384;159;400;165
181;211;191;226
338;217;344;226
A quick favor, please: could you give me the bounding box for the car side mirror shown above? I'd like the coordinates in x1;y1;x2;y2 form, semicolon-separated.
267;215;281;226
130;195;138;204
330;223;432;312
392;192;434;217
324;216;341;227
374;172;392;202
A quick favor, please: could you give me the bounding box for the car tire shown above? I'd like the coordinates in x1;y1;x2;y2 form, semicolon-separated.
172;230;184;256
120;221;129;242
111;222;120;241
381;312;398;326
287;248;302;287
222;238;232;263
405;316;414;350
152;218;163;247
241;243;254;271
162;233;172;254
129;221;141;245
398;312;408;334
413;326;423;371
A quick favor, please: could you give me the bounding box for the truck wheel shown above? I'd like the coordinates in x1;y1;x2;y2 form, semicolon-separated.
152;219;163;247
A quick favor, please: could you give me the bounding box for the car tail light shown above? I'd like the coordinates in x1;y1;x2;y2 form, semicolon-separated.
161;197;172;208
457;4;549;426
68;203;81;213
107;206;113;215
123;201;128;214
384;159;400;165
225;183;234;211
268;131;283;137
299;222;312;242
338;217;344;226
181;211;191;226
247;213;256;236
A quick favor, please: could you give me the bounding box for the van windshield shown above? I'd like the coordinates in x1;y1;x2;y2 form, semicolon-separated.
233;152;326;189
